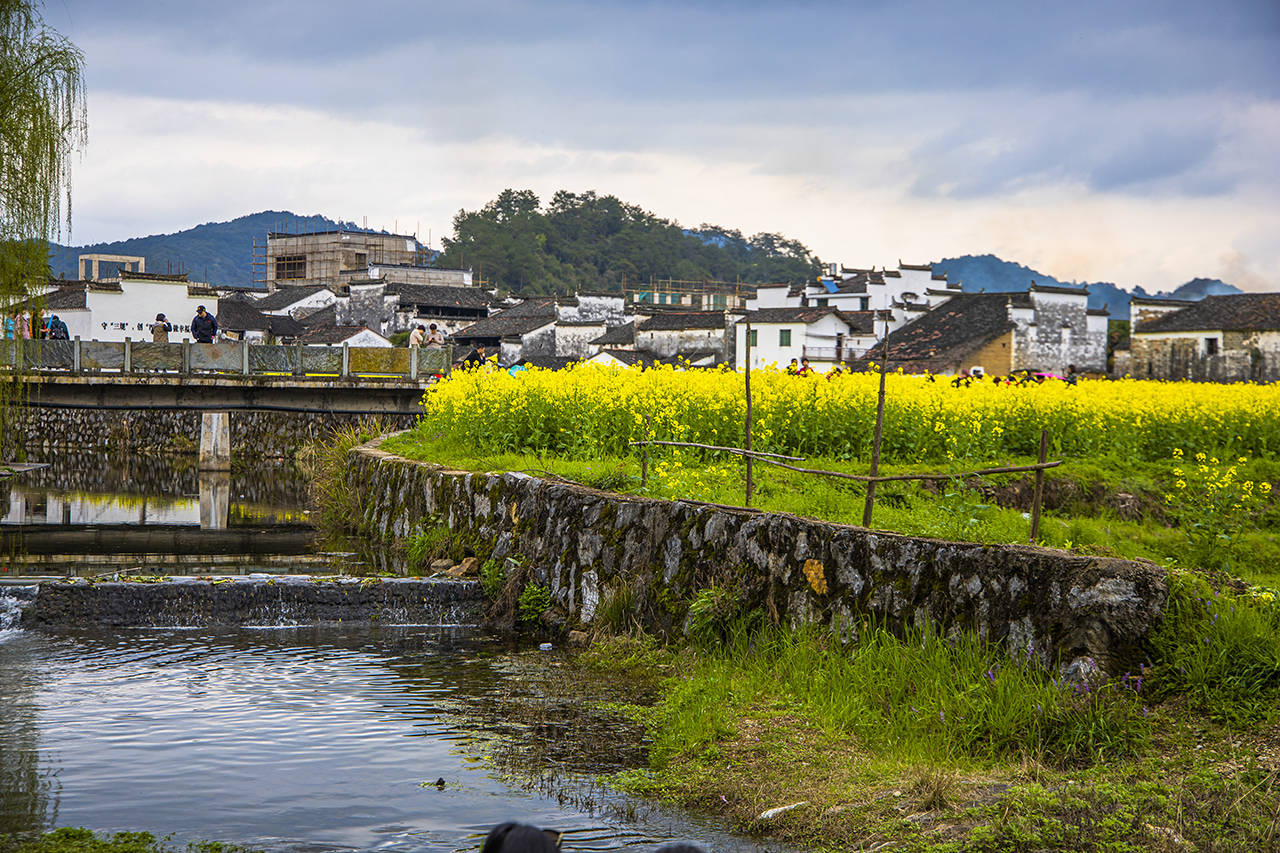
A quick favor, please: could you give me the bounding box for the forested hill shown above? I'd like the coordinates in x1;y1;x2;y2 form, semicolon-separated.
433;189;821;294
48;212;366;287
934;254;1240;317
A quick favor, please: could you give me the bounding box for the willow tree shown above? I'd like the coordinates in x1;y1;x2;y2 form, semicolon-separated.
0;0;86;455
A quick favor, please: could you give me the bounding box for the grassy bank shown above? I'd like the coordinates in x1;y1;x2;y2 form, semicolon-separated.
0;829;251;853
576;572;1280;851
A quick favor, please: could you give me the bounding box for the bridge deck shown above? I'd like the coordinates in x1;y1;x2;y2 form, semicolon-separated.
2;338;451;381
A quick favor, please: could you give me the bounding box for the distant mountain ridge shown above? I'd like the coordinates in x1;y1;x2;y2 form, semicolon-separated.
48;211;1240;315
931;254;1240;317
48;211;375;288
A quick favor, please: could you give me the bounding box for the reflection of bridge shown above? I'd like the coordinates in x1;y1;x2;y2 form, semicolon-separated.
6;340;450;463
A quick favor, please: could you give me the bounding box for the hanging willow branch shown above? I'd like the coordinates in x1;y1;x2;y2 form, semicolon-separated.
0;0;88;448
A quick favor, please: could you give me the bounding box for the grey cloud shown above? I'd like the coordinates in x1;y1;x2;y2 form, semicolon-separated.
55;0;1280;114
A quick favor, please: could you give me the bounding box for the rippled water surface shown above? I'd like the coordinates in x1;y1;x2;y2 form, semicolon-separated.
0;624;776;853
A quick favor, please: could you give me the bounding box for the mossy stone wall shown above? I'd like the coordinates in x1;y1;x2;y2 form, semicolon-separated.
346;437;1168;676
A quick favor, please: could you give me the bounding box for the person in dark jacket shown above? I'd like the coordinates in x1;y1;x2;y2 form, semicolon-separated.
45;315;70;339
191;305;218;343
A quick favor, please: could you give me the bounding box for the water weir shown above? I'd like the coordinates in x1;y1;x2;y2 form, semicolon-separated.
10;576;486;629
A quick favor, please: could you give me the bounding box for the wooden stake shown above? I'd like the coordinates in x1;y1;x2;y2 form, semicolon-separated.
641;414;651;488
1029;429;1049;544
744;320;754;507
863;316;890;527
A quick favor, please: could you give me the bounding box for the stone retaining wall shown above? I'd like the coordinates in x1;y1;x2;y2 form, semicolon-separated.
346;438;1169;676
7;407;416;458
23;576;485;628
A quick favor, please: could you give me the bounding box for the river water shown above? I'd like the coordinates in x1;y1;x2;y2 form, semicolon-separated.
0;454;783;853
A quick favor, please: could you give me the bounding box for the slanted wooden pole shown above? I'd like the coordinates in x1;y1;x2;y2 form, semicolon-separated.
641;414;651;488
863;316;890;527
1029;429;1049;544
744;321;754;507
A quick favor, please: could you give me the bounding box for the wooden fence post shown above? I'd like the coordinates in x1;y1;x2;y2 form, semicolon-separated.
863;316;890;527
744;320;754;507
641;414;651;488
1029;429;1049;544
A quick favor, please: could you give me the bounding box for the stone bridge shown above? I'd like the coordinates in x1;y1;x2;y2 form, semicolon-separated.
4;340;448;462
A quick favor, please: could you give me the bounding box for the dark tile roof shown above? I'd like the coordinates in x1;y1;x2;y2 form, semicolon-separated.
841;310;888;335
453;298;556;339
1087;307;1110;316
387;282;492;310
899;262;933;272
514;355;580;370
42;286;88;310
636;311;725;331
298;324;378;344
594;348;670;368
739;307;844;325
216;294;272;332
590;321;635;346
1136;293;1280;334
931;273;949;281
868;293;1016;362
1129;296;1196;307
253;285;332;310
121;271;188;282
677;350;721;363
300;304;336;327
1029;282;1089;296
834;277;869;294
267;314;307;337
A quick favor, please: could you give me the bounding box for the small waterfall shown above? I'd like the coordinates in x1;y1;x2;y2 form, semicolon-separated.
0;585;37;637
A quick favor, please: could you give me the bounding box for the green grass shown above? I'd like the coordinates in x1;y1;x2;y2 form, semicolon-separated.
0;829;254;853
643;621;1151;770
1148;571;1280;726
584;616;1280;852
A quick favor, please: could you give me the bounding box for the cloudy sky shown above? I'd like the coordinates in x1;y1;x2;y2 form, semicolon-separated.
47;0;1280;291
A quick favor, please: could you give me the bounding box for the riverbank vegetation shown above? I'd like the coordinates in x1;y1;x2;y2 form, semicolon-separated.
0;829;252;853
573;569;1280;851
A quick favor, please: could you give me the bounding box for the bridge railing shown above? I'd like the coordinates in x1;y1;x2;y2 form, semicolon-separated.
0;338;452;380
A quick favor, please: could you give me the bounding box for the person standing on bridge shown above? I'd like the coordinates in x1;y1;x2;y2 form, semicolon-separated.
191;306;218;343
150;313;171;343
46;315;69;340
425;323;445;348
408;324;424;348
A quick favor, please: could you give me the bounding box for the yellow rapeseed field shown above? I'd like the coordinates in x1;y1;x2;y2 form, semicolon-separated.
422;364;1280;463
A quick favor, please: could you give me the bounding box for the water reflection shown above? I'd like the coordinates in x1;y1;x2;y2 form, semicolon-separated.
1;451;329;577
0;626;783;853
